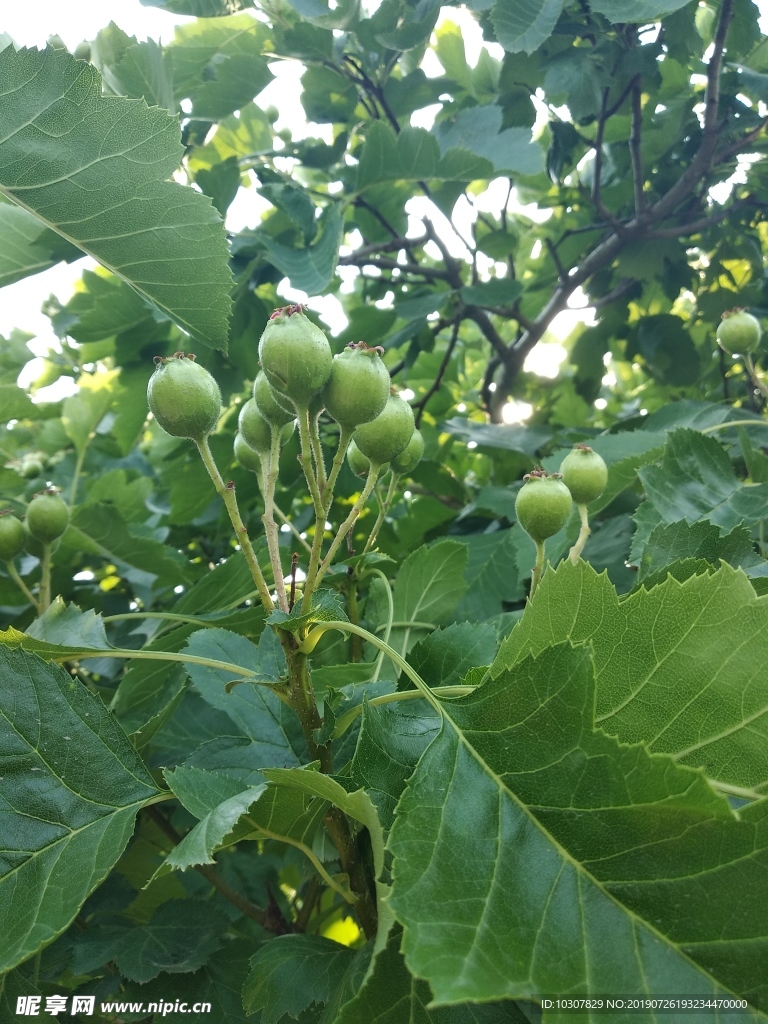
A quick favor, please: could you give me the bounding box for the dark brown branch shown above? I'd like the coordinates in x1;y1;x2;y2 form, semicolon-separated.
545;237;567;283
644;199;749;238
592;276;637;309
337;253;450;281
346;233;428;261
715;116;768;164
630;78;645;214
413;318;461;427
354;197;400;239
592;88;610;211
465;307;512;363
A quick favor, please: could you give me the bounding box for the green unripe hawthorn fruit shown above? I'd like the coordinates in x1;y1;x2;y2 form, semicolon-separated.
23;523;60;559
148;352;221;441
393;428;424;473
258;305;332;408
347;439;372;477
515;471;573;543
322;343;390;429
239;399;294;455
73;40;91;61
26;490;70;543
234;432;263;474
717;309;762;355
353;393;415;467
559;444;608;505
20;458;44;479
253;371;295;428
0;513;25;561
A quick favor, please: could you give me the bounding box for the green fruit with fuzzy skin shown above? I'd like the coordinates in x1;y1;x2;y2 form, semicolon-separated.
515;473;573;543
347;439;373;477
27;491;70;543
559;444;608;505
353;394;415;466
258;306;333;407
239;399;295;455
717;310;762;355
148;353;221;440
0;514;25;561
234;432;263;474
253;371;295;428
393;428;424;473
322;344;390;429
23;523;60;559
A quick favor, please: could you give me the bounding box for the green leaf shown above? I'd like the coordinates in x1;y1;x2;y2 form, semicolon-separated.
433;105;544;176
260;206;343;294
267;589;347;635
0;201;80;288
243;935;357;1022
0;383;41;423
62;368;119;453
442;417;551;456
68;502;192;587
453;530;521;620
460;279;523;307
409;622;497;688
335;928;528;1023
387;540;469;659
589;0;694;23
55;268;159;345
351;702;440;830
638;519;761;579
638;428;768;533
491;0;565;55
0;46;232;349
0;646;158;971
141;0;254;13
92;25;175;112
183;628;308;764
494;559;768;791
169;15;273;120
27;598;110;649
389;643;768;1007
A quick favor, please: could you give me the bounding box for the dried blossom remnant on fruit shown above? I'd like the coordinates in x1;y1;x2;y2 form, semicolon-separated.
270;304;306;320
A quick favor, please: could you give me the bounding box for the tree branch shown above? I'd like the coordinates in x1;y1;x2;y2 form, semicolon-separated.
413;318;461;427
629;77;645;215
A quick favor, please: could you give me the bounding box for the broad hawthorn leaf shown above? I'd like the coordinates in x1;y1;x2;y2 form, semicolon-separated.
27;598;110;649
55;268;160;345
267;589;347;634
589;0;693;22
388;643;768;1008
441;418;552;456
259;206;343;294
637;520;761;579
387;539;469;660
494;559;768;791
141;0;253;12
432;106;543;176
453;531;521;620
638;429;768;532
92;25;175;112
0;201;80;288
491;0;565;54
408;622;497;689
0;46;232;349
183;628;308;766
335;928;528;1023
0;646;159;971
243;935;357;1022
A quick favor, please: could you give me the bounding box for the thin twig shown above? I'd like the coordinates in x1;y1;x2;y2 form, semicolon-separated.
413;319;461;427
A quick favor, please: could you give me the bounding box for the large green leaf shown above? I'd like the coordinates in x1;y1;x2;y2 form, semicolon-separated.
0;201;80;287
387;540;469;659
259;206;343;294
142;0;254;13
408;622;497;689
388;643;768;1009
432;106;544;176
494;559;768;791
243;935;357;1022
589;0;694;22
637;520;762;580
0;46;232;349
491;0;565;54
0;646;158;971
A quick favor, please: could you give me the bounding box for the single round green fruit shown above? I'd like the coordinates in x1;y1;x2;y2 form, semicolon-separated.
353;393;415;467
23;523;60;560
347;439;372;478
515;472;573;543
559;444;608;505
148;353;221;441
0;513;26;561
717;309;762;355
258;306;333;407
253;371;295;428
239;398;272;455
322;343;390;429
26;490;70;543
20;458;44;479
234;432;263;474
73;40;91;61
393;428;424;473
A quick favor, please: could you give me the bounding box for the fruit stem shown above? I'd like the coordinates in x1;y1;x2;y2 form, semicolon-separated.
745;354;768;401
5;561;39;613
530;540;546;599
69;442;88;506
568;504;591;563
39;543;52;613
311;464;380;599
195;437;274;613
308;409;327;492
297;407;328;614
334;684;475;738
261;431;289;613
368;568;393;683
363;472;399;554
323;425;353;510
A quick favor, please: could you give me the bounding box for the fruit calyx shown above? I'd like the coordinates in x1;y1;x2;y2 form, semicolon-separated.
269;304;306;321
346;341;385;356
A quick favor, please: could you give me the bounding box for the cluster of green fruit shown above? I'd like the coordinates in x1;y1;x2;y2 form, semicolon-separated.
0;490;70;563
148;305;424;483
515;445;608;544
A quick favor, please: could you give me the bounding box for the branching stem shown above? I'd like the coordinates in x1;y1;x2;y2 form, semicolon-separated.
5;561;39;612
363;472;399;554
530;540;546;599
261;431;289;612
569;504;591;564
